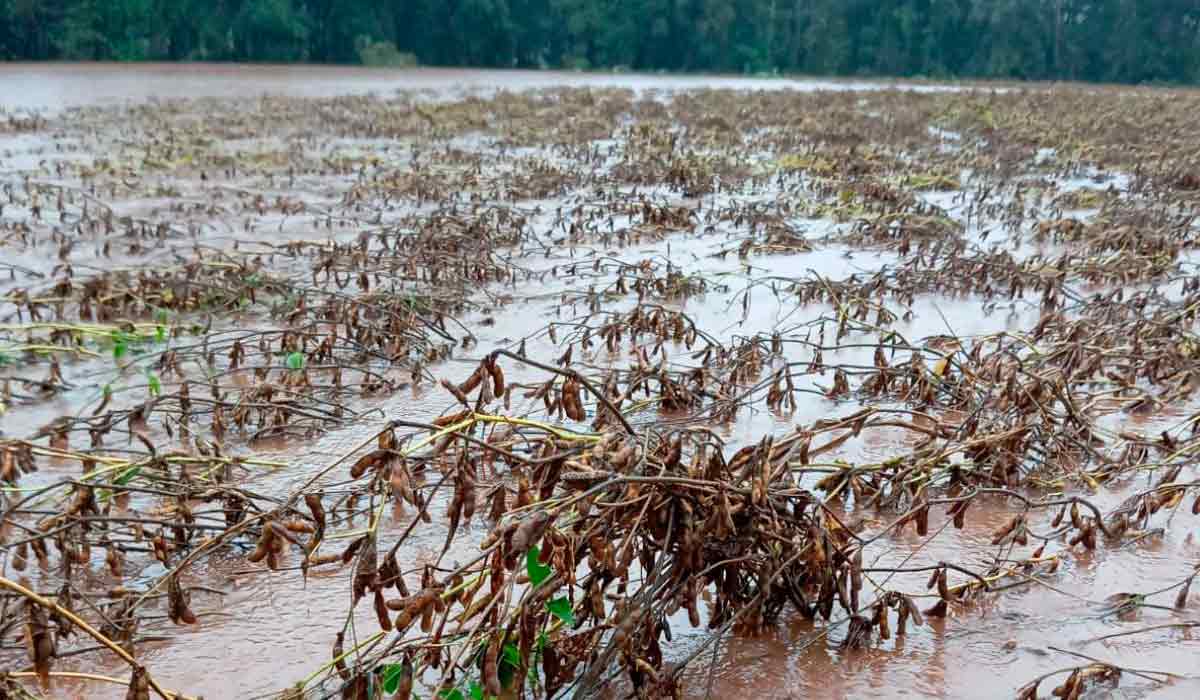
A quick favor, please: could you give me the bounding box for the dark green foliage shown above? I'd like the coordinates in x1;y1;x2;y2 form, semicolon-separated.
0;0;1198;84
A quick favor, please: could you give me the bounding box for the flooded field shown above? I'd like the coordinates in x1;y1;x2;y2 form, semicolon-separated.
0;63;961;113
2;64;1200;700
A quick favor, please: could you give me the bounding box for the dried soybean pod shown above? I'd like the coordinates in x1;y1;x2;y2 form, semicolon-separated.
332;631;349;681
875;601;890;640
924;599;948;618
462;479;477;522
441;378;470;406
392;608;414;632
373;588;393;631
483;632;502;698
687;595;700;627
126;665;150;700
305;492;326;530
25;602;54;686
850;548;863;593
420;592;435;633
1081;525;1097;551
896;600;910;636
284;519;314;534
306;553;341;567
489;359;505;396
350;449;383;479
247;525;275;563
443;483;464;554
991;514;1021;545
937;568;952;602
167;574;197;625
516;472;533;509
562;379;585;421
459;367;484;395
106;545;122;577
1175;577;1192;610
378;550;399;591
340;534;367;564
489;485;507;522
393;659;414;700
904;595;924;627
511;511;551;556
952;499;969;529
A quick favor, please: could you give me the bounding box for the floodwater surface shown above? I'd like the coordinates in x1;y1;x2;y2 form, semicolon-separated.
1;64;1199;700
0;63;964;113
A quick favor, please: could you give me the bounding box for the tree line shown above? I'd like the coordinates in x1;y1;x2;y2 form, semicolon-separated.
2;0;1198;84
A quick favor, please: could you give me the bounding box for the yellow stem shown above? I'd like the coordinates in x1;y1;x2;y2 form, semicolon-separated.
0;576;179;700
0;344;101;358
4;671;196;700
298;630;386;689
472;413;600;442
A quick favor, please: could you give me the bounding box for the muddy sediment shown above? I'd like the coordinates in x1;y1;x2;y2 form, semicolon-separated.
1;66;1200;700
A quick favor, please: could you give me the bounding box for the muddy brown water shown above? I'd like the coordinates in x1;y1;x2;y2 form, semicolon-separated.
0;63;963;113
1;64;1198;700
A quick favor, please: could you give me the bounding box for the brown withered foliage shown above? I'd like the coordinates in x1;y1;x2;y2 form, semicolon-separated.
3;81;1200;700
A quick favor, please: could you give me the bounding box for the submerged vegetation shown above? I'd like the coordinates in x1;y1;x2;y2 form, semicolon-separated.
2;80;1200;699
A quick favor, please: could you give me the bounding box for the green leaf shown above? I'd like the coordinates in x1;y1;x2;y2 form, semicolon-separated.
437;690;464;700
155;325;167;343
147;372;161;397
526;546;551;587
468;681;485;700
113;338;127;360
547;596;575;626
502;643;521;668
379;662;410;694
286;351;305;371
498;642;521;689
114;466;141;486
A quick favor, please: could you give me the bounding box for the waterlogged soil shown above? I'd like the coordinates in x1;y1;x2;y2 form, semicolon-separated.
2;65;1200;700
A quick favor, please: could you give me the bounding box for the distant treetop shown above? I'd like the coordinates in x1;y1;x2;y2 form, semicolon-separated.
2;0;1196;85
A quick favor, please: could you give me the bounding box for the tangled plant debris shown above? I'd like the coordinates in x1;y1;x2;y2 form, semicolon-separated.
2;79;1200;699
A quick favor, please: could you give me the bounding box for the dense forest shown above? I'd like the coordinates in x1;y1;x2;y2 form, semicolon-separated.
1;0;1198;84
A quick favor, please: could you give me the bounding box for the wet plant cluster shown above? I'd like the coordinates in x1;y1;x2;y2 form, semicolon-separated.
2;83;1200;699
